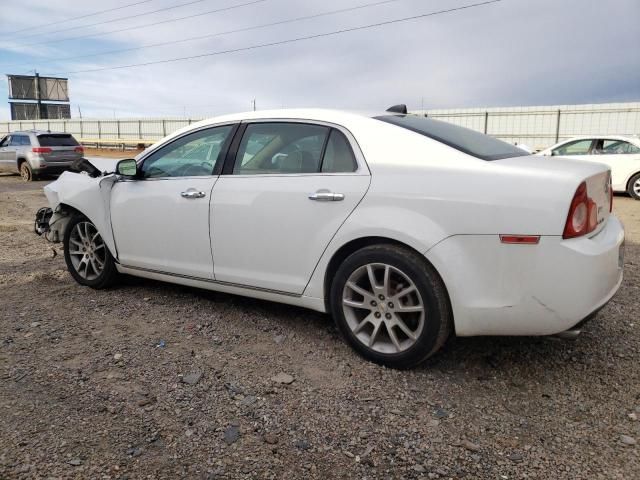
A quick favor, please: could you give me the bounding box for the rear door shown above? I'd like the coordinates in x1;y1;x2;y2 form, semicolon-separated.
210;121;370;294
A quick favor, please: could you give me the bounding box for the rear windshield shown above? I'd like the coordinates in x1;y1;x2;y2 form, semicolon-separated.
375;115;529;161
37;134;79;147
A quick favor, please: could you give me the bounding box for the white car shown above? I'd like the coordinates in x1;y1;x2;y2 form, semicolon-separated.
538;135;640;200
37;108;625;368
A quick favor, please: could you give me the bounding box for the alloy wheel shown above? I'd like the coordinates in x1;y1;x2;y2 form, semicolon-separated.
342;263;425;354
20;163;31;181
634;178;640;197
68;222;107;281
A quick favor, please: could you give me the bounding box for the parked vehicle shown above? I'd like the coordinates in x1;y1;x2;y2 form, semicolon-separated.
36;108;624;368
538;135;640;200
0;130;84;181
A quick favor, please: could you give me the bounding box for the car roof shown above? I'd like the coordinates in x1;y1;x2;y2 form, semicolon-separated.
191;108;374;128
8;130;71;135
542;134;640;151
557;134;639;143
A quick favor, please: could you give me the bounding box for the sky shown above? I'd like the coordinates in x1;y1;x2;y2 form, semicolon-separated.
0;0;638;119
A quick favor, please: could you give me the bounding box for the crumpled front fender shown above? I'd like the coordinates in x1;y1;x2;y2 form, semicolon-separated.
44;172;119;259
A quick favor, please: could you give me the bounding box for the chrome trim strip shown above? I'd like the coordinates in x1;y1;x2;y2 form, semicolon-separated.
121;264;301;298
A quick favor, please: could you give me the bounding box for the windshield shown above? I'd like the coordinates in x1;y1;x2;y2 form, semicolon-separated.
375;115;530;161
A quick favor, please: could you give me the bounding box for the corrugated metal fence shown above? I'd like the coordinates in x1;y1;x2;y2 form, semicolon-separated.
1;102;639;150
419;102;640;150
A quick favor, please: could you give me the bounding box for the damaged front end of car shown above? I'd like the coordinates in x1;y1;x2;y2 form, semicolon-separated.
33;158;121;259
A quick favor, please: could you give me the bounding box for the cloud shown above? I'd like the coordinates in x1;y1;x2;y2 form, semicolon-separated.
0;0;638;119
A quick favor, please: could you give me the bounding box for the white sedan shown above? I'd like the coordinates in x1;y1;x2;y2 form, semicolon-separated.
538;135;640;200
38;108;625;368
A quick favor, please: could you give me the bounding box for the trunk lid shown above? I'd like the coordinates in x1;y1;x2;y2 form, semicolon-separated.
496;155;612;236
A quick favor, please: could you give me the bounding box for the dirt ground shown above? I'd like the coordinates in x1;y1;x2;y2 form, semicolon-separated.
0;172;638;479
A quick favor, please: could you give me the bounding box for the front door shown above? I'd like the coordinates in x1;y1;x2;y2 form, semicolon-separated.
0;136;14;172
211;121;370;294
110;124;237;279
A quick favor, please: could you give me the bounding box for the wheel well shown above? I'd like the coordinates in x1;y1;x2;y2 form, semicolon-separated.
59;203;83;217
323;236;426;312
17;157;26;168
626;171;640;191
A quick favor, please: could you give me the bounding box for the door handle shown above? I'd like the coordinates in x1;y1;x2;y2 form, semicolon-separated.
181;189;206;199
308;191;345;202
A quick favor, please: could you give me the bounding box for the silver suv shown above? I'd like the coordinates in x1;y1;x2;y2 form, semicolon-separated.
0;130;84;181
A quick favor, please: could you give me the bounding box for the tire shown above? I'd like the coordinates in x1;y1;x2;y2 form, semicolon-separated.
19;161;34;182
628;173;640;200
63;214;118;289
330;244;452;369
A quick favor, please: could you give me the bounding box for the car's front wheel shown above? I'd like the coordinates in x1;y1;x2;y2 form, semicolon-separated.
628;172;640;200
63;215;118;289
330;244;452;369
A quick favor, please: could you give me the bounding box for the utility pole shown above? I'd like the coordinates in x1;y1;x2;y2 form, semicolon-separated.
77;105;82;119
252;99;256;111
34;71;42;120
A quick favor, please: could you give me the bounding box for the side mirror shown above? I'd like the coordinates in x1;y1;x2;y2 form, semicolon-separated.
116;159;138;177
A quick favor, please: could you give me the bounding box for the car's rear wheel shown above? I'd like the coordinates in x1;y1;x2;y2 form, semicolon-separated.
330;244;452;369
63;215;118;289
19;162;34;182
628;173;640;200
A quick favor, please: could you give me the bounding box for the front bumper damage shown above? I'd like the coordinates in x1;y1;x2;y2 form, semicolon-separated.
34;205;74;243
33;158;120;257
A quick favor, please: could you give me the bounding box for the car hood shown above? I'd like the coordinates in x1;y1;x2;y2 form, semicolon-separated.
85;157;121;173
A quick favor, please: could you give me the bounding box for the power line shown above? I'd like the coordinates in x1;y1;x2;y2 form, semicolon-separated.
47;0;503;76
3;0;405;68
17;0;210;41
2;0;158;36
9;0;270;48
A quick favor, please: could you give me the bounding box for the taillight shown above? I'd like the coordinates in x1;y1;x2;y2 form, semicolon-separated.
74;146;84;153
32;147;52;154
563;182;598;239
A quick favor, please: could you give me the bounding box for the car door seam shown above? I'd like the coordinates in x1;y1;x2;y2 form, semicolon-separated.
301;174;373;297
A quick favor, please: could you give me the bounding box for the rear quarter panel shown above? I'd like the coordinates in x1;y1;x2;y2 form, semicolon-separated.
304;119;611;301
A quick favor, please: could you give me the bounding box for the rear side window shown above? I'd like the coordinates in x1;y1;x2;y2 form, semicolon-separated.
321;130;357;173
37;134;79;147
375;115;530;161
600;139;640;155
234;123;329;174
233;123;359;174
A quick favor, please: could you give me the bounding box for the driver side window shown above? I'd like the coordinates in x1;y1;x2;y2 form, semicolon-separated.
140;125;234;179
552;139;593;156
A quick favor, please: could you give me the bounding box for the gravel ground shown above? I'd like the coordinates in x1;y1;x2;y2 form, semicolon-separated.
0;172;638;479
